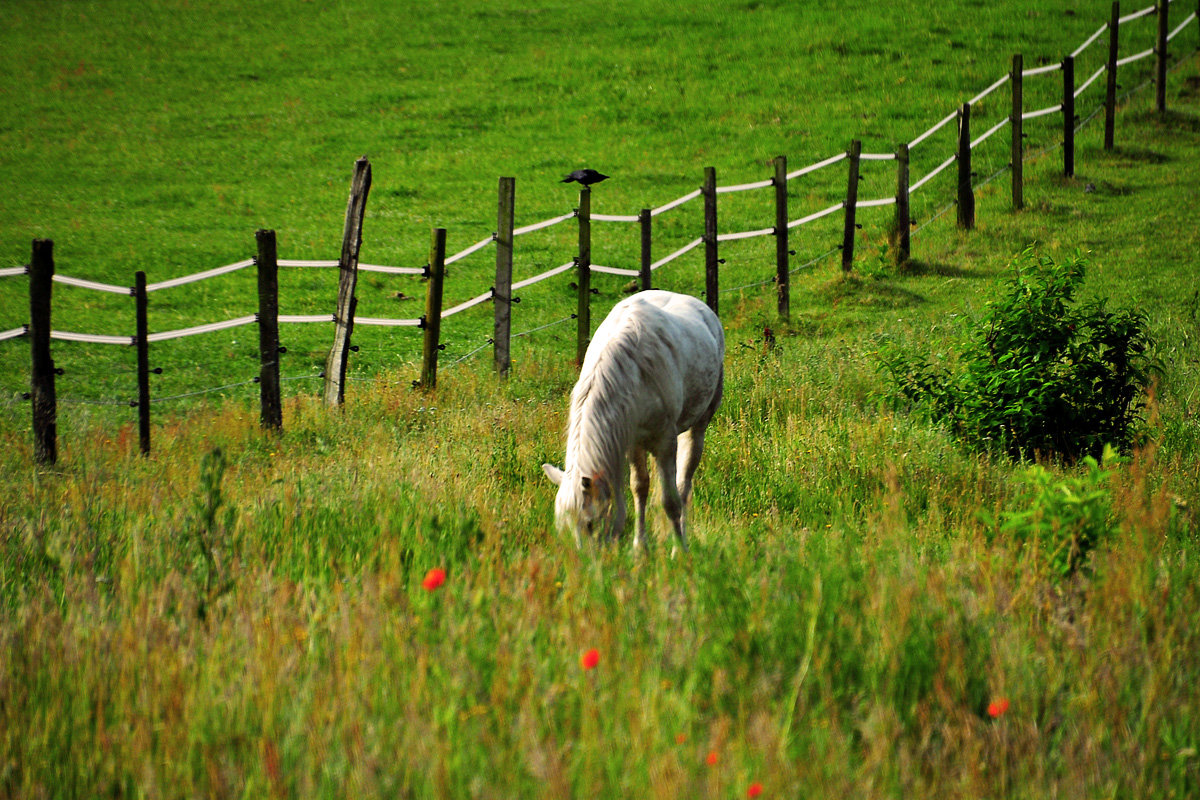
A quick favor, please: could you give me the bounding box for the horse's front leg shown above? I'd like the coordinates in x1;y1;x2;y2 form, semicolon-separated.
654;441;687;554
629;447;651;548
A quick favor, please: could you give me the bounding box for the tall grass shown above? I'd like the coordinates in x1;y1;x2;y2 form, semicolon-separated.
2;1;1199;797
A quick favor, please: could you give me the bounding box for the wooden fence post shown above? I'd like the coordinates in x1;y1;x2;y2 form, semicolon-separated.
841;141;861;273
29;239;56;465
575;186;591;365
494;177;515;378
324;156;372;407
1156;0;1169;113
421;228;447;389
703;166;719;314
1012;54;1025;210
1105;2;1120;150
957;104;975;229
773;155;789;319
256;229;282;431
1063;56;1076;178
134;271;151;454
639;208;652;291
893;143;911;265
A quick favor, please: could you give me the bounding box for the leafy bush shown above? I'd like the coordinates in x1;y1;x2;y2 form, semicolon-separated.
882;248;1157;461
987;446;1121;577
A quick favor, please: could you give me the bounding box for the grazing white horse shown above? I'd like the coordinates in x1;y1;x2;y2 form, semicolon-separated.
542;290;724;552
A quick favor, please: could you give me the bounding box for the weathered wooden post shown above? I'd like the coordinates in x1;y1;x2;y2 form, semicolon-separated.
773;155;789;319
1155;0;1169;113
324;156;372;407
575;186;591;366
134;271;151;454
638;208;652;291
494;177;515;378
256;229;282;431
1105;2;1120;150
1063;56;1076;178
893;143;911;265
703;166;719;314
29;239;56;465
841;140;861;273
1012;54;1025;210
957;104;975;229
420;228;447;389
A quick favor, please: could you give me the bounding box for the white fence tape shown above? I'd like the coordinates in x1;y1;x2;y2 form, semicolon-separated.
592;213;641;222
1075;64;1108;99
856;196;897;209
278;259;339;268
651;189;703;216
0;326;28;341
279;314;335;324
53;274;130;295
787;152;847;180
145;259;254;292
445;235;495;266
51;330;133;345
1022;102;1064;120
651;237;704;270
909;109;958;150
1116;47;1156;67
354;316;422;327
1169;12;1197;41
910;153;958;194
717;226;775;242
360;263;427;275
511;260;576;292
860;153;897;161
0;266;27;278
146;315;257;343
442;290;494;318
1023;62;1063;78
787;202;844;229
514;211;575;236
971;116;1010;149
1071;23;1109;58
716;178;774;194
1119;3;1156;24
591;264;641;276
969;73;1012;106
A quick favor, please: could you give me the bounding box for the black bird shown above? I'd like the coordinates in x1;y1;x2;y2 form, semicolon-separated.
561;168;609;187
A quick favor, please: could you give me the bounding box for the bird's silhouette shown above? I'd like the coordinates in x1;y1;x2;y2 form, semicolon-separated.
562;169;609;187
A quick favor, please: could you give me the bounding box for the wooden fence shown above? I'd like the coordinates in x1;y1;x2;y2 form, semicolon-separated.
4;0;1198;464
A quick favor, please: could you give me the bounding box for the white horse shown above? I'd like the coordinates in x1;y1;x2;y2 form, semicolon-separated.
542;290;724;552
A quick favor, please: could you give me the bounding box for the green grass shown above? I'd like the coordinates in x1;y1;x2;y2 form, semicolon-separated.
1;1;1199;797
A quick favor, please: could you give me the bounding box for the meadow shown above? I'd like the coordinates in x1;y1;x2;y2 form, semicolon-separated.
1;1;1199;797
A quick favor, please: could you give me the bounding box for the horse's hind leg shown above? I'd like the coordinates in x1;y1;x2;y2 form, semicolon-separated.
629;446;651;549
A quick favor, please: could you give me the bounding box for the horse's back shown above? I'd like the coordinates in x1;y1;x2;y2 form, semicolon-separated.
588;291;723;432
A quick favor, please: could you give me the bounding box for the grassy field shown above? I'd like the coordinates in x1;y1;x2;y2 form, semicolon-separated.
2;1;1200;798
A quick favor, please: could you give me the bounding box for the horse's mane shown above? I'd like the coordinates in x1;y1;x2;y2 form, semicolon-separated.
565;311;651;484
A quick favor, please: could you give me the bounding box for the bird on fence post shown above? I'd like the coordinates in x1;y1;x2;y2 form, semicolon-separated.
562;169;609;187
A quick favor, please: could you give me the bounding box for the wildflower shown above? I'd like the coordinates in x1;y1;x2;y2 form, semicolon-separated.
705;750;718;766
675;733;687;745
581;648;600;670
422;568;447;591
747;783;764;798
988;697;1010;718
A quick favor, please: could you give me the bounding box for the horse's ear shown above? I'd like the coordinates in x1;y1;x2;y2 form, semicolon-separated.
542;463;564;486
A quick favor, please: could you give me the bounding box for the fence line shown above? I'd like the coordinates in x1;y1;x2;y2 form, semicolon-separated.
5;0;1195;461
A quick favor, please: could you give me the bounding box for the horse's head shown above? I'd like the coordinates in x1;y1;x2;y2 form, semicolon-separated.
542;464;617;546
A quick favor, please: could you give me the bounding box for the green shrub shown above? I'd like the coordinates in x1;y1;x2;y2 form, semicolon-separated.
988;446;1121;577
881;248;1157;461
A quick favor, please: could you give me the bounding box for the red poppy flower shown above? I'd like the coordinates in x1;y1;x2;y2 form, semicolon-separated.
705;750;718;766
581;648;600;670
747;783;764;798
675;733;687;745
988;697;1010;718
421;567;446;591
